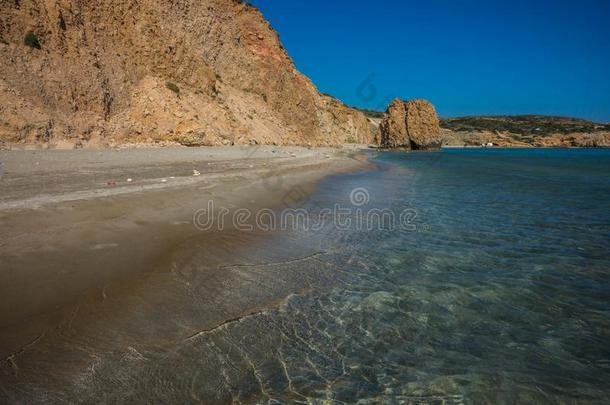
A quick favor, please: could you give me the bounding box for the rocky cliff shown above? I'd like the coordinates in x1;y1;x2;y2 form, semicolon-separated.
0;0;374;148
379;98;441;150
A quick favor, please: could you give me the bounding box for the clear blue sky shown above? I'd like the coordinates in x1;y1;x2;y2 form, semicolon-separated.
249;0;610;122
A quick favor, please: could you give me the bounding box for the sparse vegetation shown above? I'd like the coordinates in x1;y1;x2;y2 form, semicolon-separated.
235;0;258;10
59;13;67;31
354;108;384;119
321;92;337;100
210;82;218;98
166;81;180;96
346;136;357;144
24;31;41;49
262;93;267;102
441;115;610;136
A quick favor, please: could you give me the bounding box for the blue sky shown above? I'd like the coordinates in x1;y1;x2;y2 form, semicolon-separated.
249;0;610;122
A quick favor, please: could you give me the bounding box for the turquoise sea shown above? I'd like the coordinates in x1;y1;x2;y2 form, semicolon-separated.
252;147;610;403
2;148;609;403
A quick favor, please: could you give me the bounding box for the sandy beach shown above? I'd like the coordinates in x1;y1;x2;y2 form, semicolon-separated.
0;145;369;376
2;0;609;401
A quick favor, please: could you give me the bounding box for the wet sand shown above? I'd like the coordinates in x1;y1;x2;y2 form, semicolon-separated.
0;145;369;395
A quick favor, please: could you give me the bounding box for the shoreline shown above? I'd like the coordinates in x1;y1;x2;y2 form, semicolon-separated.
2;146;609;402
0;145;373;365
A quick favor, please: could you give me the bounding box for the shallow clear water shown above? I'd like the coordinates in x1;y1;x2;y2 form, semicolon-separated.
3;148;610;403
234;147;610;403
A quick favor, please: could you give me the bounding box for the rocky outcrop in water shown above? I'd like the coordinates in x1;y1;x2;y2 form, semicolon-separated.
0;0;374;148
379;99;442;150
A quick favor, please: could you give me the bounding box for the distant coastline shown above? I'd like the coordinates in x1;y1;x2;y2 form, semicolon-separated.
356;109;610;149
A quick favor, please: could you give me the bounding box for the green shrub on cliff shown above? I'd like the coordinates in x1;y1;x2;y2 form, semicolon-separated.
166;81;180;96
24;32;41;49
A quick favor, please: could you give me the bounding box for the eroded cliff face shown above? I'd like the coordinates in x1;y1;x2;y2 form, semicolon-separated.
379;98;441;150
0;0;373;147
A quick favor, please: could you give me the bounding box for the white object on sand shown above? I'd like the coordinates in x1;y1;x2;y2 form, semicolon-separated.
126;178;133;182
193;169;201;177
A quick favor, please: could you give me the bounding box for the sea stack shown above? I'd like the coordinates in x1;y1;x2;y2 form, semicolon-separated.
380;99;442;150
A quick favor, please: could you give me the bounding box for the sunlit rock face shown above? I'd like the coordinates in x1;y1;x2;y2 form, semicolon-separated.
380;99;441;150
0;0;374;147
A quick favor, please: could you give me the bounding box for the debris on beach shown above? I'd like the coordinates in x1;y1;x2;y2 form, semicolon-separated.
193;169;201;177
126;178;133;182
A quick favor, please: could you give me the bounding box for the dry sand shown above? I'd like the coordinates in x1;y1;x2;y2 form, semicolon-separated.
0;145;370;364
